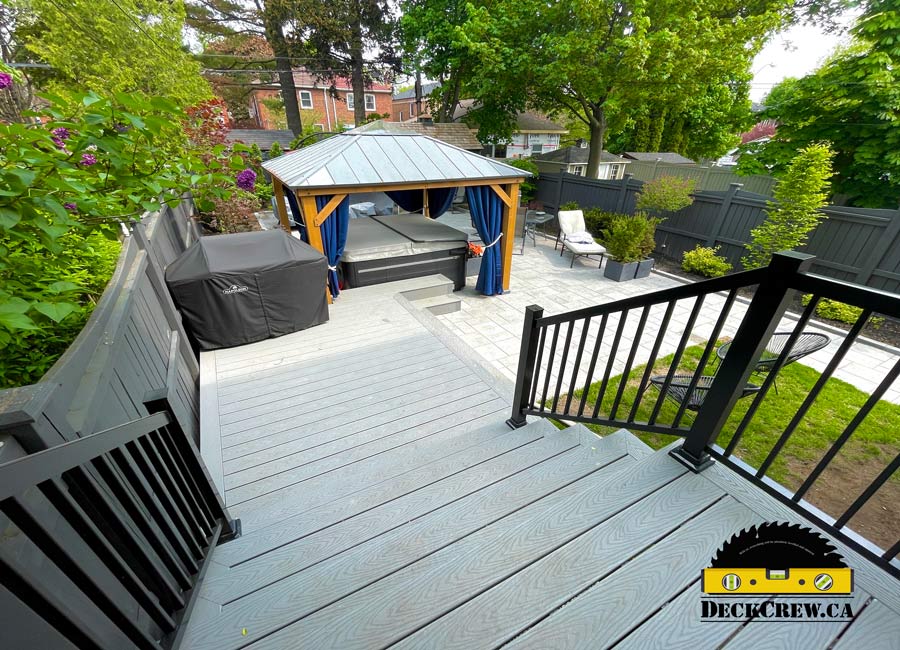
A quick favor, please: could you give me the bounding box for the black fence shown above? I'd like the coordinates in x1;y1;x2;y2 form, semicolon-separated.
536;173;900;294
508;252;900;578
0;196;236;648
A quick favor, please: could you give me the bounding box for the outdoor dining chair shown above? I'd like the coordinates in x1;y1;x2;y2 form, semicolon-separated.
715;331;830;393
649;374;761;412
555;209;607;268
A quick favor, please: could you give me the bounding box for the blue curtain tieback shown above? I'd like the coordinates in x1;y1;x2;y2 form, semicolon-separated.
481;233;503;248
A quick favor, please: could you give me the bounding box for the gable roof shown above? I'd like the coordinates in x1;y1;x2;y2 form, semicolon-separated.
263;132;530;190
453;100;567;134
352;119;482;151
533;145;628;165
622;152;695;164
226;129;295;151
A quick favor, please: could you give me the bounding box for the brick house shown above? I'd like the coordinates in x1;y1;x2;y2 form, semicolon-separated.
390;82;441;122
250;69;393;132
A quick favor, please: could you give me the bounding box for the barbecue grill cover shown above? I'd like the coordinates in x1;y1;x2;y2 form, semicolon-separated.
165;230;328;350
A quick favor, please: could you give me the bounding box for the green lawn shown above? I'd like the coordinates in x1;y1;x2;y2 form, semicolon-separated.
567;342;900;488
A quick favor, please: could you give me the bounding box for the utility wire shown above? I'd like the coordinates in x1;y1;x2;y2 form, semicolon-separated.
106;0;170;56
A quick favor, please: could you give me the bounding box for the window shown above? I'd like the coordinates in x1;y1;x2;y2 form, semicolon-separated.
531;143;543;154
571;166;584;176
346;93;354;110
365;94;376;111
299;90;313;109
314;123;325;132
608;163;622;179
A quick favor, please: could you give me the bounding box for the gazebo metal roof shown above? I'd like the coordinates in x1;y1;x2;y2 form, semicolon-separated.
263;132;530;190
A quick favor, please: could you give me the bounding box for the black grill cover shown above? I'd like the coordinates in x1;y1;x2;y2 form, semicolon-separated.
165;230;328;350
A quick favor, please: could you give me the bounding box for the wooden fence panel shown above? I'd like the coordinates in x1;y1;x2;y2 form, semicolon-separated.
536;174;900;293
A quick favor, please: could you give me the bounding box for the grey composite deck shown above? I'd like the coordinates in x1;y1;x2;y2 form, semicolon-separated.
185;276;900;650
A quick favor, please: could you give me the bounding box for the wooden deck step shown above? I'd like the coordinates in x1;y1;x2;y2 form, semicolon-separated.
179;427;639;649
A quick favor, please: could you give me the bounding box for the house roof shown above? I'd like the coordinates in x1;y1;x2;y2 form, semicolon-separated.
533;145;628;165
225;129;295;151
263;132;530;190
622;152;695;164
453;100;567;134
291;70;392;92
392;82;441;101
351;120;482;151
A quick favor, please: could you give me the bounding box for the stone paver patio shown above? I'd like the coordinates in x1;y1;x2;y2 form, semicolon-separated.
430;231;900;405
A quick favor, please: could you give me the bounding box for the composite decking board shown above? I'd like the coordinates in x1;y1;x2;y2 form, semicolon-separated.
248;446;692;650
225;406;512;532
228;398;510;527
215;329;432;382
201;431;583;604
213;420;559;567
721;592;869;650
223;387;502;500
218;349;458;416
199;351;225;496
179;447;631;650
218;354;464;431
220;370;488;456
699;459;900;615
832;601;900;649
390;472;724;650
223;376;489;489
219;358;469;439
610;580;746;650
504;497;762;650
216;336;445;397
221;378;498;468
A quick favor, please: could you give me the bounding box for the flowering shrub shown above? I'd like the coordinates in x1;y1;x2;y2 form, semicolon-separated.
0;90;242;386
0;72;11;90
236;169;257;191
682;245;733;277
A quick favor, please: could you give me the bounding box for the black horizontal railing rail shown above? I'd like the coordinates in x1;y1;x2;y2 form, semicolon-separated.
0;409;236;650
509;251;900;579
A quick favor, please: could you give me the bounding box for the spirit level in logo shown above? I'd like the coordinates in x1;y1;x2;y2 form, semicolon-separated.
703;568;853;595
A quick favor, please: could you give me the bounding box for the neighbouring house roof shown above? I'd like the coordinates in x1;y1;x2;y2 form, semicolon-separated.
533;145;628;165
392;82;441;101
622;152;696;164
263;132;530;190
351;120;482;151
454;100;567;134
226;129;296;151
291;70;392;92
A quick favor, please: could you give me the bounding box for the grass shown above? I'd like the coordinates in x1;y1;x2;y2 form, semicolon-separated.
566;342;900;487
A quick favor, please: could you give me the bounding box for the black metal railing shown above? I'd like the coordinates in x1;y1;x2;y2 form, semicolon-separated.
508;251;900;578
0;409;237;649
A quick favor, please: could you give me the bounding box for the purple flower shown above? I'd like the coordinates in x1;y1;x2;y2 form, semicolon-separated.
64;202;78;212
80;153;97;166
52;137;66;149
0;73;11;90
51;127;70;141
113;122;130;133
236;168;257;191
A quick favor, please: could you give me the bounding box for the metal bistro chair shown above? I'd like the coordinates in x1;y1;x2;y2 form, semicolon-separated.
649;374;761;412
715;331;831;394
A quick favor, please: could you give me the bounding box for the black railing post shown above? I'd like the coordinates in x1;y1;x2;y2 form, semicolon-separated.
671;251;815;471
507;305;544;429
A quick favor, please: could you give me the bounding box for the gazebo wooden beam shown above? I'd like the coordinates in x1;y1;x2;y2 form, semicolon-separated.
291;177;523;197
298;195;332;305
499;182;520;291
271;182;292;231
313;194;348;227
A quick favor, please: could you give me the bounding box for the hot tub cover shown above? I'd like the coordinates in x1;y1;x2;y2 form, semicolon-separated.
165;230;328;350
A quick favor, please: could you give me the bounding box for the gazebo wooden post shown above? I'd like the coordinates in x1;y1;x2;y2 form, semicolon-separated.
271;180;292;231
496;181;521;292
299;194;332;305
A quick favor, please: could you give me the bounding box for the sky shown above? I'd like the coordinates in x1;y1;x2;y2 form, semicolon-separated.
749;11;860;102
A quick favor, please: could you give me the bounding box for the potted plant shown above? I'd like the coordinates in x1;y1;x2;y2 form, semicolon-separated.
631;175;694;276
602;215;663;281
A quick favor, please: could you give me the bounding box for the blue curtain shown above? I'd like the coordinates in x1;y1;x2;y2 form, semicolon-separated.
466;186;504;295
280;184;307;241
315;195;350;298
386;188;456;219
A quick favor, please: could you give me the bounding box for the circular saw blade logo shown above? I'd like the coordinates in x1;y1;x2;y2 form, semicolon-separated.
702;523;853;596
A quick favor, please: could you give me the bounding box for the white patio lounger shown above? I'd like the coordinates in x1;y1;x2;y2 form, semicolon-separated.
557;209;607;268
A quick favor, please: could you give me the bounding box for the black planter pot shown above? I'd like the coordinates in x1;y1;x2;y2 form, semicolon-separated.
603;259;640;282
635;258;655;279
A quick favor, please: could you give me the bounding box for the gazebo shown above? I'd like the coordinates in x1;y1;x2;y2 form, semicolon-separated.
262;132;530;302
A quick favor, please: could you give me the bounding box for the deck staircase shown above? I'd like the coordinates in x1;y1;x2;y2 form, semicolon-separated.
184;273;900;649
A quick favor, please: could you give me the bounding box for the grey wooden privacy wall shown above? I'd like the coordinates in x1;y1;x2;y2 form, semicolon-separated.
536;173;900;293
0;195;201;453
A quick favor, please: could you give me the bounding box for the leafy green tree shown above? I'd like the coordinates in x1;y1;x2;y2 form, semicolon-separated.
742;143;835;269
635;176;695;215
737;1;900;207
24;0;209;106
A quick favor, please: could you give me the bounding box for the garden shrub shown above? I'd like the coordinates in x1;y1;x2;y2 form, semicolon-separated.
604;214;662;263
800;295;884;328
582;208;618;241
743;144;834;269
682;245;733;277
506;158;539;202
560;201;580;211
635;175;695;214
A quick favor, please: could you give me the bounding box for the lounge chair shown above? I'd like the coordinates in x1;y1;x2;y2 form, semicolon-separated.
556;210;607;268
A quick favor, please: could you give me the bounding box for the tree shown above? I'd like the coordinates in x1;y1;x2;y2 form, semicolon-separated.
742;143;835;269
737;1;900;207
23;0;209;106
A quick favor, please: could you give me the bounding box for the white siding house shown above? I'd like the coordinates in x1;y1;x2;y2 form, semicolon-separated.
533;144;630;180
